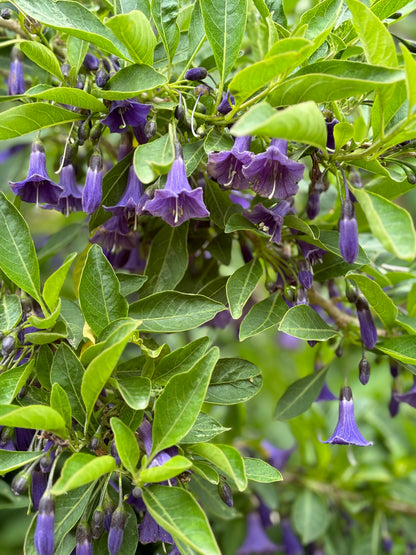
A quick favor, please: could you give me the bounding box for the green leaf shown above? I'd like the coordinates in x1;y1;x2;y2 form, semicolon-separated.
189;443;247;491
347;273;398;327
183;140;206;176
200;0;247;85
226;258;263;319
353;188;416;261
142;485;221;555
133;132;174;183
66;36;89;74
51;453;116;495
0;103;82;140
28;298;61;330
231;101;328;152
25;87;106;113
151;0;180;66
79;244;128;336
121;0;151;17
19;41;64;81
117;273;147;296
244;457;283;482
279;305;339;340
153;336;210;384
50;383;72;431
0;450;42;473
0;294;22;332
111;417;140;475
51;343;86;426
129;291;225;332
192;461;220;485
59;298;84;349
292;490;329;544
204;180;235;229
81;319;138;427
106;11;156;65
24;320;68;345
333;122;354;151
268;61;404;106
181;412;230;444
205;358;262;405
0;360;33;404
117;376;151;410
274;366;328;420
239;291;288;340
401;45;416;115
97;63;167;100
188;0;206;64
0;404;66;437
151;347;219;456
141;222;189;296
294;0;342;47
0;193;41;303
346;0;397;68
43;253;77;312
377;336;416;365
139;455;192;484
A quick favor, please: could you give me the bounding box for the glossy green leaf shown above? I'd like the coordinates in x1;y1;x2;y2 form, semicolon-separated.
59;298;84;349
66;36;89;74
106;11;156;65
205;358;262;405
43;253;77;312
141;222;188;296
226;258;263;319
0;450;42;473
244;457;283;482
0;294;22;332
190;474;241;522
19;41;64;81
51;343;86;426
111;417;140;475
334;122;354;151
97;64;167;100
0;360;33;404
151;0;180;66
192;461;220;484
133;132;174;184
377;337;416;365
353;188;416;261
231;101;328;151
401;45;416;115
121;0;151;17
117;273;147;296
274;366;328;420
24;321;68;345
79;244;128;336
0;404;66;437
117;376;151;410
294;0;342;47
52;453;116;495
151;347;219;456
189;443;247;491
181;412;230;444
139;455;192;484
143;485;221;555
188;0;206;64
153;336;210;384
129;291;225;332
25;87;106;113
347;273;398;327
279;305;339;340
28;298;61;330
239;291;288;340
50;383;72;431
205;180;235;229
0;194;41;303
292;490;329;544
200;0;247;84
183;140;205;176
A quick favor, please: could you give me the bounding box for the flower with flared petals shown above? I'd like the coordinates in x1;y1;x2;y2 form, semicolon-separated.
217;91;235;115
48;162;82;216
108;506;126;555
90;215;136;252
356;295;377;350
104;164;147;218
246;199;293;244
34;493;55;555
10;142;62;205
139;510;173;544
322;386;373;446
206;136;253;190
8;48;25;95
237;512;281;555
101;99;151;143
339;197;359;264
144;146;209;227
393;376;416;408
243;139;305;200
82;149;103;215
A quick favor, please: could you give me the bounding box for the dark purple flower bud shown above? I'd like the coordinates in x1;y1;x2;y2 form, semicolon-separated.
326;118;339;150
296;286;308;305
8;48;25;95
82;149;103;215
218;480;233;507
108;506;127;555
388;390;400;417
281;518;303;555
91;506;105;539
76;521;93;555
393;376;416;408
10;141;62;205
110;440;121;466
306;190;320;220
15;428;35;451
110;55;120;72
103;495;114;532
1;334;16;356
217;91;235;115
345;279;359;303
89;436;100;452
237;512;280;555
298;260;313;289
34;493;55;555
322;386;373;446
104;164;147;218
31;470;48;511
96;68;109;88
90;122;104;143
11;469;30;495
83;53;99;71
75;75;85;90
185;67;208;81
174;104;185;121
101;99;151;136
144;146;209;227
356;295;377;350
316;381;337;401
382;535;393;553
139;510;174;544
389;360;399;378
61;63;71;78
359;356;370;385
144;120;157;141
339;198;359;264
206;135;253;190
243;139;305;200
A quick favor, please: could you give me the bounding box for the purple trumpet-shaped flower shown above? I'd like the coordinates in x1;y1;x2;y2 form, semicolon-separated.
206;135;253;190
101;99;151;140
49;162;83;216
31;470;48;511
237;512;281;555
34;493;55;555
339;197;359;264
139;510;174;544
356;295;377;350
243;139;305;200
10;142;62;205
281;518;303;555
393;376;416;408
246;199;293;244
104;164;147;218
8;48;25;95
90;215;136;253
76;521;93;555
108;506;127;555
144;145;209;227
326;118;339;151
217;91;235;115
82;149;103;215
261;440;296;471
322;386;373;446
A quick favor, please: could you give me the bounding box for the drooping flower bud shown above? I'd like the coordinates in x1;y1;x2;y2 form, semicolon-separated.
76;521;93;555
31;470;48;511
83;53;100;71
103;494;115;532
345;279;359;303
82;148;103;215
389;359;399;378
108;505;127;555
298;260;313;289
110;440;121;466
88;436;100;452
339;197;359;264
1;334;16;356
218;480;233;507
8;47;25;96
144;120;157;141
11;469;30;495
185;67;208;81
356;295;377;350
34;493;55;555
359;356;371;385
91;506;105;539
217;91;235;115
96;68;110;88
